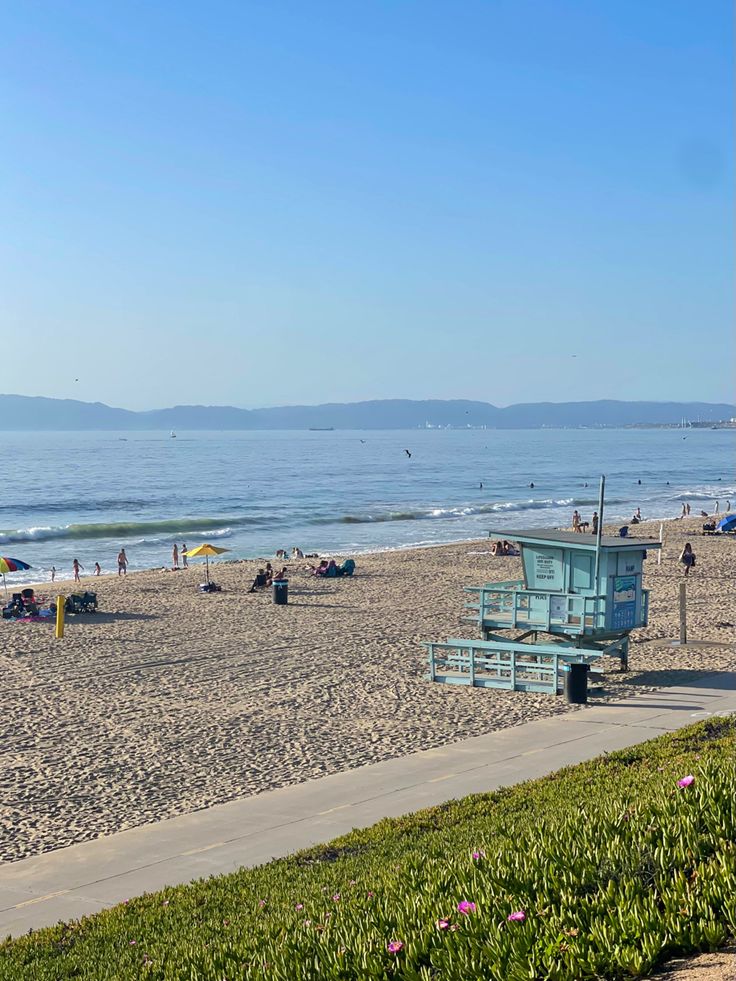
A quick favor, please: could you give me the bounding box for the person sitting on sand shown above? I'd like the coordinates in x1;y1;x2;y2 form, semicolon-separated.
699;510;709;518
702;521;716;532
503;540;519;556
275;549;287;560
311;560;329;576
292;546;304;559
249;568;269;592
679;543;696;576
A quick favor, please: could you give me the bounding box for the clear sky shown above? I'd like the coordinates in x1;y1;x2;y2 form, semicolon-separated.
1;1;733;410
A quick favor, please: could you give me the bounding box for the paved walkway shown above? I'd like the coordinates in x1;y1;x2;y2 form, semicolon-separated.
1;671;734;938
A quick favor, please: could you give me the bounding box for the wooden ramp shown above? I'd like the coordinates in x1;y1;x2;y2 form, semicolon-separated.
424;638;609;694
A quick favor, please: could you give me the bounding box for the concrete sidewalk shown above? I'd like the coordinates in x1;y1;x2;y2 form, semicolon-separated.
1;671;734;938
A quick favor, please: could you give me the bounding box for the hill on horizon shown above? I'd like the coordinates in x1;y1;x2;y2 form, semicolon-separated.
0;395;734;431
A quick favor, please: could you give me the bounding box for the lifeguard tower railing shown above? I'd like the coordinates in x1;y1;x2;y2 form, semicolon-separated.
464;580;651;637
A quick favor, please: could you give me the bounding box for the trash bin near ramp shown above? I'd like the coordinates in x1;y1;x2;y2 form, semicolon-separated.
563;662;589;704
273;579;289;605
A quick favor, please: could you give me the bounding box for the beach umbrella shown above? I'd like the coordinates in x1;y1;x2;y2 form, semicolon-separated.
717;514;736;533
184;543;230;583
0;557;31;599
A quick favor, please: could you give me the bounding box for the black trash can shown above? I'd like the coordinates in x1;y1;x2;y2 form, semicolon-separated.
564;662;589;704
273;578;289;605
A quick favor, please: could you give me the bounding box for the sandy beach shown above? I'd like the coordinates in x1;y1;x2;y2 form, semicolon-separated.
1;516;734;864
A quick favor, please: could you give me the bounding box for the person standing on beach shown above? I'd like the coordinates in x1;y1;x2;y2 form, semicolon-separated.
727;501;731;512
591;511;599;535
73;558;83;582
172;543;179;570
679;543;696;577
686;503;691;516
94;562;101;576
181;544;188;568
681;504;687;518
572;509;581;532
715;501;719;514
51;566;56;582
117;548;128;576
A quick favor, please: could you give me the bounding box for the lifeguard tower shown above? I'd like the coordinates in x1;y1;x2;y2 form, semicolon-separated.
424;510;660;695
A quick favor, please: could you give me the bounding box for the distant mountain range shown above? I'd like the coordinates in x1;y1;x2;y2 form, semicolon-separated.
1;395;734;431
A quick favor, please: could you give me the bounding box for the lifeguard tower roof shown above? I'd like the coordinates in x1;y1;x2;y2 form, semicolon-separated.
490;529;661;550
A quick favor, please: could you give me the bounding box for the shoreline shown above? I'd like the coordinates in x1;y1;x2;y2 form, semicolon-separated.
12;511;727;591
1;513;733;864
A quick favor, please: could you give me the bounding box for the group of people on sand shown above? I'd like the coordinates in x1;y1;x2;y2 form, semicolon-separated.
490;540;519;556
571;509;600;534
170;543;189;570
275;546;308;560
249;562;287;592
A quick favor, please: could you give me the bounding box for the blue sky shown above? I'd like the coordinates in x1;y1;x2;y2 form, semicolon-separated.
1;1;733;410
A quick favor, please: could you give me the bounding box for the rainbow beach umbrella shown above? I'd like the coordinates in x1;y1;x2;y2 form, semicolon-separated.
0;557;31;598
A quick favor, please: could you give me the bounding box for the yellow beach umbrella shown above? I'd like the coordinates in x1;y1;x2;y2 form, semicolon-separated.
185;543;230;583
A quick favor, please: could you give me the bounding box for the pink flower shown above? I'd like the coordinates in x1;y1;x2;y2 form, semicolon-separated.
367;891;375;898
387;940;404;954
258;899;266;908
332;893;341;902
457;901;476;915
507;910;526;923
436;918;450;930
129;940;137;945
472;850;485;860
295;903;304;911
677;775;695;788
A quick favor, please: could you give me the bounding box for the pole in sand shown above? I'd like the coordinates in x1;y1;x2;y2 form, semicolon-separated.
679;582;687;645
55;596;65;640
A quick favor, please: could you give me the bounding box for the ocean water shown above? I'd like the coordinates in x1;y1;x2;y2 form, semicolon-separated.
0;428;733;584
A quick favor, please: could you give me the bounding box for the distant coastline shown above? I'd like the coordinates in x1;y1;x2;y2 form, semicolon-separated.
2;394;734;432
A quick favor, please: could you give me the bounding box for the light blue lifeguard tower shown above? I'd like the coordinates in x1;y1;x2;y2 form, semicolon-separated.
424;481;660;695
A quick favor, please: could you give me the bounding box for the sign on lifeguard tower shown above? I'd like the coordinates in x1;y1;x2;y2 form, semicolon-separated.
424;478;660;695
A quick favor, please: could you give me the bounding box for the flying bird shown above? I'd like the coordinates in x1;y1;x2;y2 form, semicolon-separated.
360;439;366;444
404;449;412;458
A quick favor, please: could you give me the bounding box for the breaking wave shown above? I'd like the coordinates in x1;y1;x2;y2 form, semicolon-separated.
325;497;622;526
0;516;252;545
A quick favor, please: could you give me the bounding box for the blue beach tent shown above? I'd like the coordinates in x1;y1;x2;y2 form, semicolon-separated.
716;514;736;533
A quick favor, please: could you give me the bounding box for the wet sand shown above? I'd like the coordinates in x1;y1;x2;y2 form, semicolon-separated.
1;516;733;863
